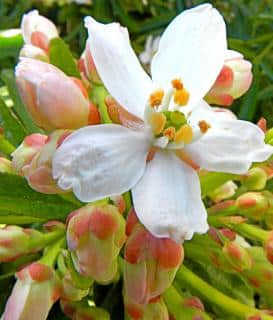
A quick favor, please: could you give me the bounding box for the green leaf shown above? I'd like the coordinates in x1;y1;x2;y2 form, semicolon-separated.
49;38;81;78
1;69;41;135
200;172;236;197
0;30;23;59
0;95;26;146
0;173;80;221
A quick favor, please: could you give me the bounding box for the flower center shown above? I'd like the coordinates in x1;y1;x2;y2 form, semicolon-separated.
146;79;210;149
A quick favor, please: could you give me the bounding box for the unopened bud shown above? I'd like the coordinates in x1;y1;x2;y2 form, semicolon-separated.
242;167;267;191
205;50;252;106
12;133;48;175
21;10;58;52
15;59;100;131
3;262;61;320
67;204;126;284
0;157;14;174
0;225;43;262
236;192;270;220
124;223;183;304
20;44;48;61
22;130;71;194
223;242;253;272
209;181;237;203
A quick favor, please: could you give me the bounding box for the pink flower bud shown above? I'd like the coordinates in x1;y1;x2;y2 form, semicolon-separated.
66;204;126;284
78;40;101;84
15;59;100;130
0;225;43;262
205;50;253;106
124;291;169;320
12;133;48;175
124;221;183;304
3;262;61;320
223;242;253;272
19;44;48;61
21;130;71;194
236;192;270;220
264;231;273;265
0;157;14;174
21;10;58;52
209;181;237;203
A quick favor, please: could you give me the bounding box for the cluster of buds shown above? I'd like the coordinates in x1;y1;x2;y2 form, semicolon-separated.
2;262;61;320
124;210;184;305
66;204;126;284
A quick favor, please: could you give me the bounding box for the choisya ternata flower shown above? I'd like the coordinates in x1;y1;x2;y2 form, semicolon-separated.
53;4;273;243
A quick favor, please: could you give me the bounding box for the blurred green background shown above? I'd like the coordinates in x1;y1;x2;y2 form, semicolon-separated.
0;0;273;125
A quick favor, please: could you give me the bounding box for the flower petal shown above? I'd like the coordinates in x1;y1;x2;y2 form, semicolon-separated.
85;17;152;119
53;124;150;202
132;151;208;243
186;101;273;174
151;4;227;107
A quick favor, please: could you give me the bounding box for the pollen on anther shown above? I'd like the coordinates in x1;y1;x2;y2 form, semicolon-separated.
198;120;211;133
149;112;166;135
172;79;183;90
174;124;193;144
149;89;164;107
174;89;190;106
163;127;176;141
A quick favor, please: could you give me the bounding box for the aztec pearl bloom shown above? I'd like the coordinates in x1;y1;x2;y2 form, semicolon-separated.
53;4;273;243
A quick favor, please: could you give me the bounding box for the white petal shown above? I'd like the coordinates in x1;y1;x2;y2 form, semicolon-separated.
85;17;152;119
151;4;227;107
186;102;273;174
53;124;150;202
132;151;208;243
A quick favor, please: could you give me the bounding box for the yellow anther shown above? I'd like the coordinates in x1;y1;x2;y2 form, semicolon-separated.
149;89;164;107
163;127;176;141
198;120;211;133
174;88;190;106
149;112;166;135
174;124;193;144
172;79;183;90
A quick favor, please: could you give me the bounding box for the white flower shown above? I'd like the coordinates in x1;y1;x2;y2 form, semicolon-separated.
52;4;273;243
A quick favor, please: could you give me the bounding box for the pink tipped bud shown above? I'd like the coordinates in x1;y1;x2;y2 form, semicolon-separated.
236;192;270;220
183;296;205;311
0;225;43;262
0;157;14;174
66;204;126;284
264;231;273;265
15;59;100;131
19;44;48;61
3;262;61;320
78;40;101;84
223;242;253;272
21;10;58;52
205;50;252;106
209;181;237;203
11;133;48;175
124;223;183;304
21;130;71;194
242;167;267;191
124;291;169;320
110;195;126;215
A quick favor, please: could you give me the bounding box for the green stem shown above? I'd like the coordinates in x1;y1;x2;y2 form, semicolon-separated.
176;265;273;320
91;85;112;124
39;237;65;267
30;229;65;249
231;223;268;242
0;215;44;225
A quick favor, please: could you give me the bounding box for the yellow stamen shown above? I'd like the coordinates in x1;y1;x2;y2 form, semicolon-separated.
198;120;211;133
171;79;183;90
149;112;166;135
149;89;164;107
163;127;176;141
174;124;193;144
174;89;190;106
